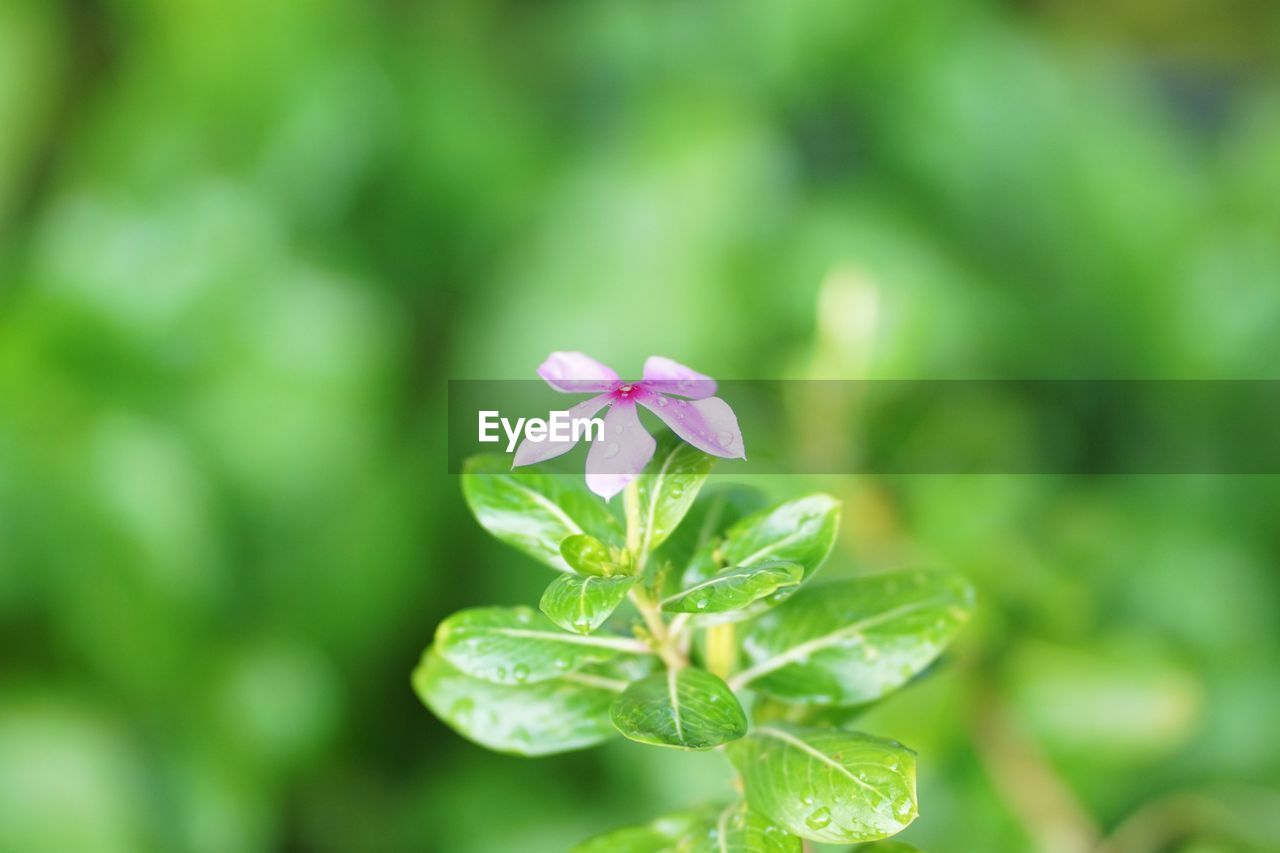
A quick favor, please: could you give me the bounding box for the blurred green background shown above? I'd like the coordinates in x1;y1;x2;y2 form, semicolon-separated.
3;0;1280;851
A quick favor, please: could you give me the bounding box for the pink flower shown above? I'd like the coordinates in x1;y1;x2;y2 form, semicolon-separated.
513;352;746;500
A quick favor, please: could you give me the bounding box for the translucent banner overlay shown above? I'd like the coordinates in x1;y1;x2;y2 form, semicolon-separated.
447;380;1280;474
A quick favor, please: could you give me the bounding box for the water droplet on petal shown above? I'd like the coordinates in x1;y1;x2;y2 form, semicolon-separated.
603;443;621;459
657;396;669;407
715;431;734;448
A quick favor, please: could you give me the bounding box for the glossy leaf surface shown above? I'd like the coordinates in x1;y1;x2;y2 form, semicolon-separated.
684;494;840;587
661;561;802;614
560;533;620;577
733;571;974;704
463;455;622;572
412;648;622;756
609;667;747;749
571;807;720;853
630;431;715;557
540;573;637;634
436;605;648;685
675;802;801;852
726;724;918;843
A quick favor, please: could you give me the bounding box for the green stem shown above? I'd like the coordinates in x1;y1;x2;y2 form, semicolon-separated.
705;622;736;680
624;479;643;556
623;479;685;669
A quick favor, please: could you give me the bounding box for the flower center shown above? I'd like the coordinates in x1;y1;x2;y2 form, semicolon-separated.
614;383;636;400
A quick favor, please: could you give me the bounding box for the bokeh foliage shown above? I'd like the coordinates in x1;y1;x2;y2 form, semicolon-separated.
2;0;1279;851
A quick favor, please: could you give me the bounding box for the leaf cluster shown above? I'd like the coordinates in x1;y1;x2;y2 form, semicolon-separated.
414;433;974;847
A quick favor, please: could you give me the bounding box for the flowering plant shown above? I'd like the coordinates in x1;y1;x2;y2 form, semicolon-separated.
415;357;973;849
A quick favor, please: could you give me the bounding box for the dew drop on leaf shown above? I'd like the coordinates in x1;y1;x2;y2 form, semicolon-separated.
804;807;832;830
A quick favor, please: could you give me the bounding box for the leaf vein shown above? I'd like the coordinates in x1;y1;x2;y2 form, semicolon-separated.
728;596;951;690
754;726;879;795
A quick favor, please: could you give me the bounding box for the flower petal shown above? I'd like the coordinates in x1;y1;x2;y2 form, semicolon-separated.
636;387;745;459
585;399;656;500
538;352;620;393
511;395;611;468
640;356;716;399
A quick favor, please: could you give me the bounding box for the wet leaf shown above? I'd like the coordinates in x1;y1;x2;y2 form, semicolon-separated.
435;605;649;685
726;724;918;843
733;571;974;704
609;667;747;750
463;455;622;572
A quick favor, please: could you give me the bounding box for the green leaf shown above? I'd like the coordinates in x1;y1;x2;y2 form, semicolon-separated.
560;533;621;577
684;494;841;588
412;647;623;756
571;806;721;853
661;561;802;614
675;803;802;852
436;606;650;685
726;724;918;843
655;484;768;581
573;803;800;853
630;431;715;557
850;843;923;852
730;571;974;704
609;667;747;749
463;455;623;572
541;573;638;634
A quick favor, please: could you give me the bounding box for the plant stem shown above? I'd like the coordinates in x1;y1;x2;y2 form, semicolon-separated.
705;622;736;679
623;479;686;669
630;584;684;669
623;479;644;558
